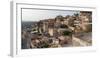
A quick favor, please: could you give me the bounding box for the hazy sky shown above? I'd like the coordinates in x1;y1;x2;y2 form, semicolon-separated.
22;9;79;21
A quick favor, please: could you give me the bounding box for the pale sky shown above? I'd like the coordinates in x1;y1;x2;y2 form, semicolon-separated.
22;9;79;21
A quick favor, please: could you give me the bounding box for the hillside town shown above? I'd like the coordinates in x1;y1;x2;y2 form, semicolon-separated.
21;11;92;49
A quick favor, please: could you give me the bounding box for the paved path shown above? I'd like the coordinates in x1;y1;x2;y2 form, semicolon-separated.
72;32;92;46
72;36;91;46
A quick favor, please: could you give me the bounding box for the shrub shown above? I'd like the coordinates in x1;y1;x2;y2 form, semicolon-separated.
63;31;72;36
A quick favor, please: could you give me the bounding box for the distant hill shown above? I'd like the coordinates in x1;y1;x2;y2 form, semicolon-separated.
22;21;37;30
